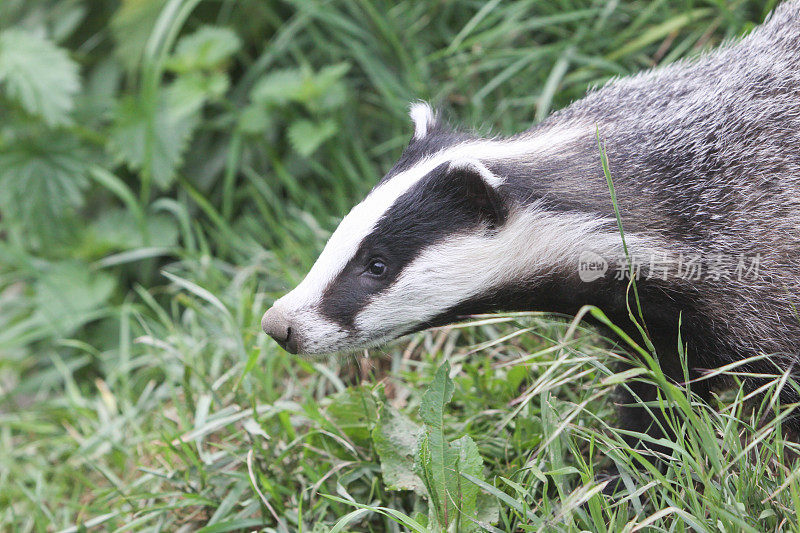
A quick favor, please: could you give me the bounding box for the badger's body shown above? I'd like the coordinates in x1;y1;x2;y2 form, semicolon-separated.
263;2;800;446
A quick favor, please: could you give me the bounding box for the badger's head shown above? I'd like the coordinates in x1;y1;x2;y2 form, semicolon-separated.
261;103;598;355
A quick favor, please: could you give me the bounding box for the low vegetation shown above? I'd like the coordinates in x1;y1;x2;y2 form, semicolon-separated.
0;0;794;531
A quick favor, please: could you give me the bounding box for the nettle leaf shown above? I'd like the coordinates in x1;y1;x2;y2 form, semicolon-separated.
0;29;80;126
167;26;241;73
372;401;426;494
0;134;89;245
309;63;350;111
110;93;199;189
33;260;115;337
287;119;337;157
249;68;305;106
167;71;229;117
250;62;350;107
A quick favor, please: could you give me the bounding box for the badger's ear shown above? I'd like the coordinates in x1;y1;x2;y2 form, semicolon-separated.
447;159;509;228
409;101;438;139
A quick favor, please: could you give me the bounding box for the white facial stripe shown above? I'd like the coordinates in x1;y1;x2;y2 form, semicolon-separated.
273;126;592;317
353;205;657;335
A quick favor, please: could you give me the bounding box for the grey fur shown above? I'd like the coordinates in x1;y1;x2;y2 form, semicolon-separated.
483;1;800;376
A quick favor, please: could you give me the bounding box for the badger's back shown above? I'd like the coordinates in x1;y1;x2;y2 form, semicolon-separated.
507;1;800;369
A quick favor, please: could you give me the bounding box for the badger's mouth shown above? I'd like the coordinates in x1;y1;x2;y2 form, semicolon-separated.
260;302;419;356
261;281;493;356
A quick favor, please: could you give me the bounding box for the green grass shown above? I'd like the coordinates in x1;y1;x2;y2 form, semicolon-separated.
0;0;796;531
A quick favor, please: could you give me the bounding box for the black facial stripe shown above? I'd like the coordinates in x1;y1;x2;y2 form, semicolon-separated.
319;162;502;329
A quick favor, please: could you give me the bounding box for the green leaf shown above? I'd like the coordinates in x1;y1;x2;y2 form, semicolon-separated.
416;362;457;527
287;119;337;157
475;493;501;528
33;260;116;337
249;68;306;106
249;62;350;108
314;63;352;92
451;435;491;532
309;62;350;111
326;385;377;444
237;103;272;135
110;93;199;189
195;518;266;533
89;208;178;253
414;362;496;530
0;29;80;126
419;362;454;428
167;25;241;73
167;71;229;117
49;3;89;43
0;134;89;246
372;401;426;494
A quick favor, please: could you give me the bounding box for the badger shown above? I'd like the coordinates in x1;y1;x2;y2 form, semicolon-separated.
262;2;800;451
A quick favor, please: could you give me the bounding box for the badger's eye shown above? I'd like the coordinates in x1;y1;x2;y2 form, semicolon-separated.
365;259;387;277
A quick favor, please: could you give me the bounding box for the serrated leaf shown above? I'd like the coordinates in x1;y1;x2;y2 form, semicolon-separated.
451;435;483;532
249;68;305;106
414;363;495;530
34;261;116;336
167;71;229;117
416;362;458;527
372;402;426;494
0;29;80;126
287;119;337;157
0;134;89;246
110;93;199;189
249;62;350;107
167;26;241;73
314;63;351;89
308;63;350;112
419;362;454;428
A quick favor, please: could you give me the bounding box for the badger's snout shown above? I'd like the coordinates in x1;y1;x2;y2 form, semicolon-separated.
261;306;299;354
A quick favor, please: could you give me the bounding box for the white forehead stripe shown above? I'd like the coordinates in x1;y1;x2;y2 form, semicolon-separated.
274;125;591;313
448;159;503;188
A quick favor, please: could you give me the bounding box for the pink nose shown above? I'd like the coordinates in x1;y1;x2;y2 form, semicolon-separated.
261;306;298;354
